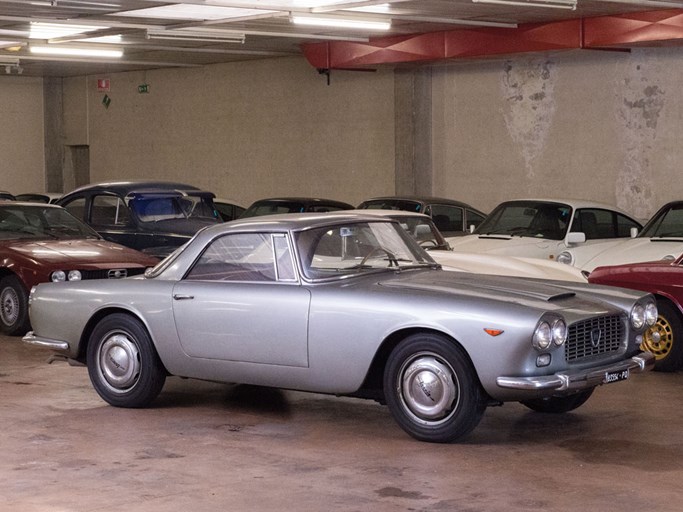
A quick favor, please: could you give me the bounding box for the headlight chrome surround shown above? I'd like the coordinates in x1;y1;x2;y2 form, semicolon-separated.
551;318;567;346
631;303;645;330
68;270;82;281
645;301;658;327
556;251;573;265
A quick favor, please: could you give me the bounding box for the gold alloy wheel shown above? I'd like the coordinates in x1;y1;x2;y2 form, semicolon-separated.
642;315;674;360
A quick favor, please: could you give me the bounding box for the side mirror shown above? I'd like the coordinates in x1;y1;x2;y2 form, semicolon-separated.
566;232;586;245
630;227;639;238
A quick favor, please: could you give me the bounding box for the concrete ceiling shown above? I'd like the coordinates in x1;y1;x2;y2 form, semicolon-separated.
1;0;683;77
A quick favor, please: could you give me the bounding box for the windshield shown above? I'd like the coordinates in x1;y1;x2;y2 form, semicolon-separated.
296;221;434;280
639;204;683;238
0;204;99;240
475;201;572;240
130;195;217;222
358;199;423;213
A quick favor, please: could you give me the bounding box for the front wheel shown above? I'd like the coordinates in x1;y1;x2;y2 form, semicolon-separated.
641;301;683;372
383;333;486;443
521;388;594;413
0;275;29;336
87;313;166;407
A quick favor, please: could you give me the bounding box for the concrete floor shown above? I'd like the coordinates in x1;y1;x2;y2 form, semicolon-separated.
2;334;682;512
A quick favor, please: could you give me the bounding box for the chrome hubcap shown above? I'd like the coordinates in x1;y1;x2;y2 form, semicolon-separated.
399;352;459;425
0;287;18;326
97;332;141;393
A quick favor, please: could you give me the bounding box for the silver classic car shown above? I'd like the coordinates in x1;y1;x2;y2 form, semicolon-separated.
24;213;656;443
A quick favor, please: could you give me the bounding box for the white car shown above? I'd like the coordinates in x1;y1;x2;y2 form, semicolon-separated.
447;199;642;263
556;201;683;273
354;210;586;282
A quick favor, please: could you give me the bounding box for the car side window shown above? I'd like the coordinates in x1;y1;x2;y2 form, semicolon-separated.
62;197;86;221
466;210;486;231
616;213;641;237
91;195;131;226
185;233;296;282
571;209;637;239
429;205;464;234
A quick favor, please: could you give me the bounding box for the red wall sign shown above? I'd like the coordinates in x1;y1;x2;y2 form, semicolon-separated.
97;78;110;92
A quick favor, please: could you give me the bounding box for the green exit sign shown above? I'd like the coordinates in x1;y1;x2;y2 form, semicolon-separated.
138;84;149;94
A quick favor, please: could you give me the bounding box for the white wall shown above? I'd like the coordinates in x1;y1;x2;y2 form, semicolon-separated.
0;76;45;194
432;47;683;220
77;57;395;207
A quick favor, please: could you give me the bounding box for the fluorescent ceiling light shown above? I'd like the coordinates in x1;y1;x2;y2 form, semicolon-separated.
116;5;272;21
290;14;391;30
146;29;246;43
29;46;123;58
29;22;104;39
472;0;577;8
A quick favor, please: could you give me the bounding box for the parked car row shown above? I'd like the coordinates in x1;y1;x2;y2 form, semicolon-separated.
4;180;681;442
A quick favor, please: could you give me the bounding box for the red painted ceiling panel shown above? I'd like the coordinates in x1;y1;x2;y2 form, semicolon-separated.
301;10;683;69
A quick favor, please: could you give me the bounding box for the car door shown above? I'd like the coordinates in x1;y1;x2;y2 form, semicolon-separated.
171;231;311;367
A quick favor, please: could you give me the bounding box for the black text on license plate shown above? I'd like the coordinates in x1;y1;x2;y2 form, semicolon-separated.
604;369;629;384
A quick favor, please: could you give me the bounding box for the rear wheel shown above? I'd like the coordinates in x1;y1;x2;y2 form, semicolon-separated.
641;301;683;372
87;313;166;407
0;275;29;336
383;333;486;443
521;388;594;413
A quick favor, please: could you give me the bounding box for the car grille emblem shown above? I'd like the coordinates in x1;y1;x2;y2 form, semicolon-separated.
108;269;127;279
590;328;602;348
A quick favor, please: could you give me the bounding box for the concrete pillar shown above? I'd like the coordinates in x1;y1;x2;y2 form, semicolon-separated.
394;67;433;196
43;77;64;193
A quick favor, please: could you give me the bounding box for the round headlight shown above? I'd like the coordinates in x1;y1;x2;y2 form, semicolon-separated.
68;270;82;281
556;251;573;265
551;318;567;346
51;270;66;282
533;321;552;350
631;304;645;329
645;302;658;327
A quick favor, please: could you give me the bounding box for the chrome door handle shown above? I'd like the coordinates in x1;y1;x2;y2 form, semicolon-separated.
173;294;194;300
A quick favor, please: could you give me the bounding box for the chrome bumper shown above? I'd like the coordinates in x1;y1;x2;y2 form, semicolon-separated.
496;352;655;391
22;331;69;351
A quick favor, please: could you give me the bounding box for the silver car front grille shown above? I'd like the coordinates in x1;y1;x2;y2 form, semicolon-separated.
565;315;625;362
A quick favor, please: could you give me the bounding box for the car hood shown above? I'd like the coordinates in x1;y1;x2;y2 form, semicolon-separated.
429;251;586;282
446;234;562;257
378;270;585;310
577;237;683;272
5;239;157;267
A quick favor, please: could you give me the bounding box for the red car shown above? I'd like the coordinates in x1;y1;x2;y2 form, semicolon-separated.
589;255;683;372
0;202;158;336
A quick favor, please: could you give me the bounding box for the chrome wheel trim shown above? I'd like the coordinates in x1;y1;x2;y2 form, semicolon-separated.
642;316;674;360
398;352;459;426
0;286;19;326
96;331;141;393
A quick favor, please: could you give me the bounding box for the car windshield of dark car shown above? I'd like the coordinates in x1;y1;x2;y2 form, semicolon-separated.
241;201;307;218
359;199;423;213
131;196;217;222
475;202;572;240
0;205;99;240
639;204;683;238
297;221;434;280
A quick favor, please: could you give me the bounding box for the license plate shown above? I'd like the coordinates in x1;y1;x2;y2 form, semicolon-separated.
604;369;629;384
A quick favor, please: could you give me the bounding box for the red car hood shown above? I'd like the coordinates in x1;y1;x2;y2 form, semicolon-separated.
6;238;158;268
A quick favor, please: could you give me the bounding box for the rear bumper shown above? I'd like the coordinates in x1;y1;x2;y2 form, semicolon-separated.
496;352;655;392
